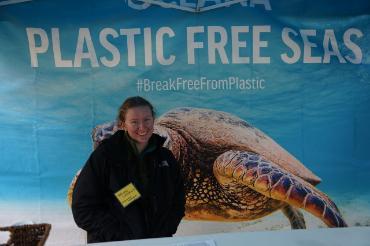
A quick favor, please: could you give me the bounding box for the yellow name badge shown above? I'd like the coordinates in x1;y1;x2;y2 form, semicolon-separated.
114;183;141;208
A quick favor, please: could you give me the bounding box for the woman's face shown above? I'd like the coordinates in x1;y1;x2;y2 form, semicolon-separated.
123;106;154;146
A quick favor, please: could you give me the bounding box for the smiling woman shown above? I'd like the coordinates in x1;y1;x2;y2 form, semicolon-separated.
117;97;155;153
71;96;185;243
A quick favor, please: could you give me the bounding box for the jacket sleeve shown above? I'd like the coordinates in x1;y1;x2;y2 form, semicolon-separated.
71;148;130;242
156;149;186;237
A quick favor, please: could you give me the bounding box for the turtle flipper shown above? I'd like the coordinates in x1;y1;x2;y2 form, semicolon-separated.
282;205;306;229
213;150;347;228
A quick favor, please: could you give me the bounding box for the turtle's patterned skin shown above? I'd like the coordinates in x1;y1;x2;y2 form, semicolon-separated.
68;107;347;228
213;151;345;226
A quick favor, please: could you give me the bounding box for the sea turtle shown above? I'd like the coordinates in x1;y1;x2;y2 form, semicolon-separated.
68;107;347;229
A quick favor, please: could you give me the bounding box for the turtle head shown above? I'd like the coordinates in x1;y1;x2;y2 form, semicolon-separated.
153;123;190;166
154;124;173;149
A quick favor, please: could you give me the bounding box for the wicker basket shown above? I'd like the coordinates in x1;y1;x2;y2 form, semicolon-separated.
0;223;51;246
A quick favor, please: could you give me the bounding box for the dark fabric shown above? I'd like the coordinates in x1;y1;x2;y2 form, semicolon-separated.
71;130;185;243
124;131;157;195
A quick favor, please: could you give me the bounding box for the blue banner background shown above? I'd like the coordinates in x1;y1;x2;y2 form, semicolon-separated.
0;0;370;244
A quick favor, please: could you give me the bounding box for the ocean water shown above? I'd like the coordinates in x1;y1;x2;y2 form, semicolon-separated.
1;59;369;243
1;63;369;200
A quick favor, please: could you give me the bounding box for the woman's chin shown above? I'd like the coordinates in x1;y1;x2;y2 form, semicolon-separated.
135;135;151;144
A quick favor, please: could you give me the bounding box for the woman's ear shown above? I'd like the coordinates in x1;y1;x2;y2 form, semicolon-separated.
117;121;125;130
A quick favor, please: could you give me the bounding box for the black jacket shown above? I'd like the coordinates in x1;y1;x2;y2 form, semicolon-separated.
72;130;185;243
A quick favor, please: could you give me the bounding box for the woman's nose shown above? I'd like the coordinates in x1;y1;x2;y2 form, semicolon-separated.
138;121;146;129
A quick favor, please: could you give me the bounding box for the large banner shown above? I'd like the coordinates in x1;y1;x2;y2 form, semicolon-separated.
1;0;370;244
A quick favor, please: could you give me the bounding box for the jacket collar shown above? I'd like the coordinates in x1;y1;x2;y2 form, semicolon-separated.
102;130;166;163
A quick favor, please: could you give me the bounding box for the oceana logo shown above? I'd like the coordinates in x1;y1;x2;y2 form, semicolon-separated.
125;0;271;11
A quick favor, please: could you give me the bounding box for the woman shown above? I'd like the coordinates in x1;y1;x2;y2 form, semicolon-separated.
72;96;185;243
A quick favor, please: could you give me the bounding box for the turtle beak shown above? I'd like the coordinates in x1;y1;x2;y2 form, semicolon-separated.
153;125;171;148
